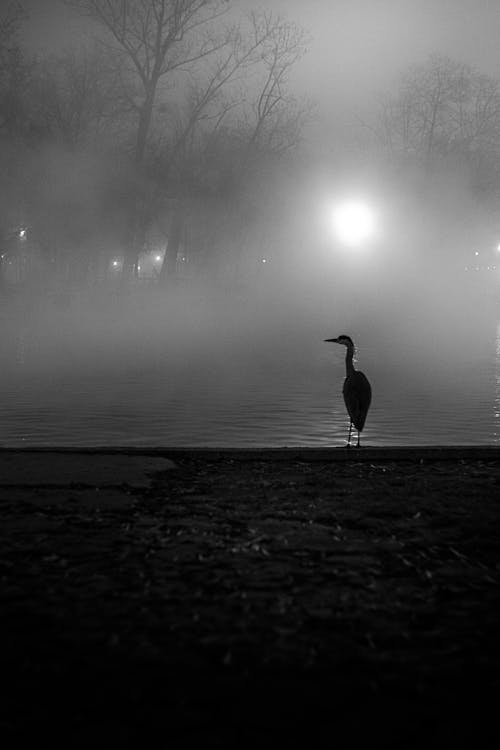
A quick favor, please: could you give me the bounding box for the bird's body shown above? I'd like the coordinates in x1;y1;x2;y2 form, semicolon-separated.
324;334;371;447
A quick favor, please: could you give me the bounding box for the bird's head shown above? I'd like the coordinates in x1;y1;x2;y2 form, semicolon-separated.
324;334;354;348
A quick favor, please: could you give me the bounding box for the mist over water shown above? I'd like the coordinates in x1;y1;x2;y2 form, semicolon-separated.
1;241;499;446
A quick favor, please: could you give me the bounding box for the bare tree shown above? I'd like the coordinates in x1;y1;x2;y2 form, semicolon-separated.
154;11;310;285
166;12;309;162
63;1;235;281
31;47;124;148
64;2;309;285
244;11;309;155
0;1;31;139
66;0;232;163
374;54;500;193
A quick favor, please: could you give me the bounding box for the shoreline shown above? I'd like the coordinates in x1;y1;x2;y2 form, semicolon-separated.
1;444;500;461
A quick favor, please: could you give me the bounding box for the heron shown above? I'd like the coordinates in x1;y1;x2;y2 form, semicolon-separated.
324;334;372;448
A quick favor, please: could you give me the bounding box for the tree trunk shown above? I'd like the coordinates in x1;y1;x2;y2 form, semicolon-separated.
120;214;142;286
119;86;157;280
159;208;183;287
135;86;157;164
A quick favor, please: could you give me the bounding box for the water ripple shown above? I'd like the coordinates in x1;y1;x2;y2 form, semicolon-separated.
1;323;500;446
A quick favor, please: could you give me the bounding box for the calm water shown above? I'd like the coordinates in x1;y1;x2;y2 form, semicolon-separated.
1;288;500;447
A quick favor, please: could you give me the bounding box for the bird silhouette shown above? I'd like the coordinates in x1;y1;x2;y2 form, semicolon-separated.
324;334;372;448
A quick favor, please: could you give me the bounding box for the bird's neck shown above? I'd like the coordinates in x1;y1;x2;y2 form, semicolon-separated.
345;345;356;376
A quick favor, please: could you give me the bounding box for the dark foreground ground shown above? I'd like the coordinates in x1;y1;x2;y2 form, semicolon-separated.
1;448;499;748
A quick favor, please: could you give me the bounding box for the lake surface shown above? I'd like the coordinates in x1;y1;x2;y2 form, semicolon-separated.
1;289;500;447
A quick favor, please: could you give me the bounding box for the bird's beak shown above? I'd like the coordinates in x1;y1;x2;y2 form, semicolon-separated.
324;338;339;343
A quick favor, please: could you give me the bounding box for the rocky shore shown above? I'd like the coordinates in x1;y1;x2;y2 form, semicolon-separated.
1;448;499;748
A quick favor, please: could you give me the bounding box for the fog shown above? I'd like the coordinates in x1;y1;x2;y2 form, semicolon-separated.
2;1;500;445
2;180;497;447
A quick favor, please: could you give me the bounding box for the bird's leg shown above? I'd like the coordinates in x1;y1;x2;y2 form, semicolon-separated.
347;420;352;448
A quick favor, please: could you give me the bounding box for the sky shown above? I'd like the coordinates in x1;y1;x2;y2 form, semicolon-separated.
20;0;500;124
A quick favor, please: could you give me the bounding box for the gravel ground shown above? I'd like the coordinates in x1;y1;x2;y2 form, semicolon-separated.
1;453;500;748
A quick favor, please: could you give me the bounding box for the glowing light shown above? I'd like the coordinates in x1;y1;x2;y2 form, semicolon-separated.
475;251;479;256
112;260;119;268
155;255;162;262
262;258;267;263
19;229;26;239
331;200;377;247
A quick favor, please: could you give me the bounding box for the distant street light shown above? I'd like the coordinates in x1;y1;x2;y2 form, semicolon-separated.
331;199;377;247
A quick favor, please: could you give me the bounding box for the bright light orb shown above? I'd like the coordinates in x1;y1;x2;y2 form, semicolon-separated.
332;200;377;247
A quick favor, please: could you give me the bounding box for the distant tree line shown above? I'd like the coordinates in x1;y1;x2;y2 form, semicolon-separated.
357;54;500;269
373;54;500;199
4;1;500;294
0;0;310;291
